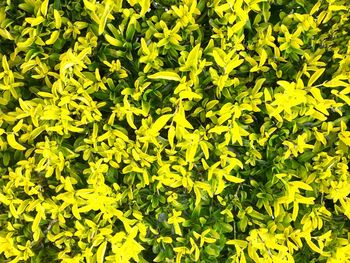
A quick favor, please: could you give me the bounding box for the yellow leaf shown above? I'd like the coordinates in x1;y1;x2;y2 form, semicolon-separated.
259;49;267;67
329;5;347;11
186;142;198;163
305;237;323;254
310;1;321;15
226;239;248;247
126;113;137;129
204;237;216;243
226;58;244;74
0;28;14;40
168;126;175;148
97;241;107;263
140;38;150;54
140;0;150;16
12;120;23;133
194;185;202;207
151;114;173;133
224;174;244;183
148;71;181;81
32;211;41;232
186;44;201;67
199;141;209;159
68;125;84;133
231;121;248;145
179;90;202;100
215;176;226;194
54;9;62;29
72;204;81;220
314;130;326;145
324;77;348;87
174;106;193;129
7;133;26;151
45;30;60;45
212;49;226;68
97;131;111;142
162;237;173;243
252;78;266;95
308;68;325;87
98;2;114;35
40;0;49;16
290;181;313;191
208;126;229;134
231;20;246;33
309;87;323;101
113;130;129;141
33;230;40;241
9;203;18;218
25;16;45;26
2;55;9;71
292;202;299;221
83;0;97;11
298;196;315;205
340;86;350;95
104;34;123;47
143;170;150;185
17;37;35;49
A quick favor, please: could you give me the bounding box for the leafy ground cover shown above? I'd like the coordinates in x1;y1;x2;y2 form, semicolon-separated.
0;0;350;262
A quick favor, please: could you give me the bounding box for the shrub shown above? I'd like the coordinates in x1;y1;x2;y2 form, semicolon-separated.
0;0;350;262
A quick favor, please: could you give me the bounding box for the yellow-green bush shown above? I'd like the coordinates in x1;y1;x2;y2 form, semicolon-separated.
0;0;350;262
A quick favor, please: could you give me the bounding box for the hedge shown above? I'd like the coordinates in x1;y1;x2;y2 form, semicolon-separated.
0;0;350;262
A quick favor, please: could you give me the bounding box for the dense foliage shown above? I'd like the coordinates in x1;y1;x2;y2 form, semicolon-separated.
0;0;350;262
